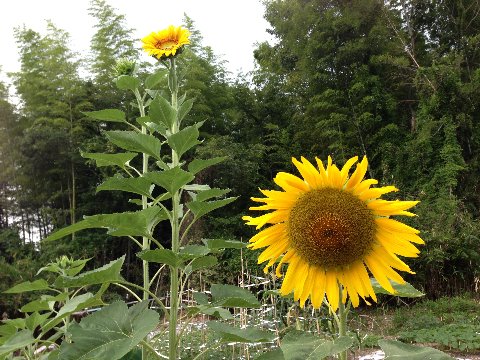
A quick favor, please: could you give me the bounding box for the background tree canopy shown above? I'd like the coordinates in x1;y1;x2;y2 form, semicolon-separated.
0;0;479;315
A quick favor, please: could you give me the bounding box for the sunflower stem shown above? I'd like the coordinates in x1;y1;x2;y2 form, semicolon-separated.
337;285;347;360
168;57;181;360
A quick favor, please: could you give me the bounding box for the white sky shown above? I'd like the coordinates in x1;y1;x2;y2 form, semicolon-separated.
0;0;273;86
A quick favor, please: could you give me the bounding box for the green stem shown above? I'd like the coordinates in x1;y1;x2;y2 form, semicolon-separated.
140;339;167;360
168;57;181;360
134;88;150;303
338;286;347;360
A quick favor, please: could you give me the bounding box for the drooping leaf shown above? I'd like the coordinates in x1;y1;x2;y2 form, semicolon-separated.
188;156;227;175
196;188;231;202
371;279;424;297
0;329;34;357
4;279;51;294
187;197;237;218
54;256;125;288
84;109;126;123
97;176;153;198
149;96;176;129
44;206;168;241
167;125;201;159
105;131;162;160
144;167;194;195
203;239;246;250
208;321;275;343
115;75;140;90
178;98;194;124
59;301;159;360
81;152;137;170
378;339;453;359
138;249;183;268
184;256;218;275
280;331;353;360
210;284;260;308
145;70;167;89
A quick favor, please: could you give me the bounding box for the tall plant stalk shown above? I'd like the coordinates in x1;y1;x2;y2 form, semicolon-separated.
168;57;180;360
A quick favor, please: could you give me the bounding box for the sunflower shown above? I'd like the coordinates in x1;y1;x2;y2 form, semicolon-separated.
243;156;423;311
141;25;190;59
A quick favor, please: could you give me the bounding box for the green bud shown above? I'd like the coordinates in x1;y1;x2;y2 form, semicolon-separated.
114;58;137;77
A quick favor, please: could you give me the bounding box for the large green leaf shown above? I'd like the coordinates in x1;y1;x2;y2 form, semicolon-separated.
149;96;176;129
210;284;260;308
203;239;246;250
188;305;233;320
105;131;162;160
4;279;51;294
370;279;424;297
84;109;126;123
178;98;194;124
256;348;285;360
116;75;140;90
137;249;183;268
167;125;201;159
0;329;34;357
179;245;211;258
184;256;218;275
42;293;102;333
145;70;167;89
81;152;137;170
280;331;353;360
59;301;159;360
195;188;231;202
54;256;125;288
44;206;167;241
187;197;237;218
21;293;68;313
144;167;194;195
188;156;227;175
97;176;153;198
208;321;275;343
25;311;52;331
378;339;453;359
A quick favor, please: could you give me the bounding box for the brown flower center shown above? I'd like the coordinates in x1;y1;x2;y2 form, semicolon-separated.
155;40;178;51
287;188;376;269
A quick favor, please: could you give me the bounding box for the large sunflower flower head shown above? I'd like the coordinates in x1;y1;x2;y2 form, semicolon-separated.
243;156;424;311
141;25;190;60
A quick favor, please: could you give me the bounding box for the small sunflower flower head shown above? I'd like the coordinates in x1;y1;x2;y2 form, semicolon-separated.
243;155;423;311
114;58;137;77
141;25;191;60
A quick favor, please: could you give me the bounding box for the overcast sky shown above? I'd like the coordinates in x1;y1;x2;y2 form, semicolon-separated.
0;0;273;86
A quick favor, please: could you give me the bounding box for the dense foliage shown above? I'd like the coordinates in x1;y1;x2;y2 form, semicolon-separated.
1;0;479;316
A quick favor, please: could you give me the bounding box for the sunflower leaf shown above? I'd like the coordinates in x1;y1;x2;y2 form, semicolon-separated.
370;279;424;297
58;301;159;360
81;152;137;170
208;321;275;343
167;125;202;159
105;131;162;160
378;339;454;359
144;167;194;195
83;109;126;123
188;156;228;175
4;279;51;294
210;284;260;308
149;95;177;129
280;331;353;360
187;197;237;219
116;75;140;90
96;176;153;198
